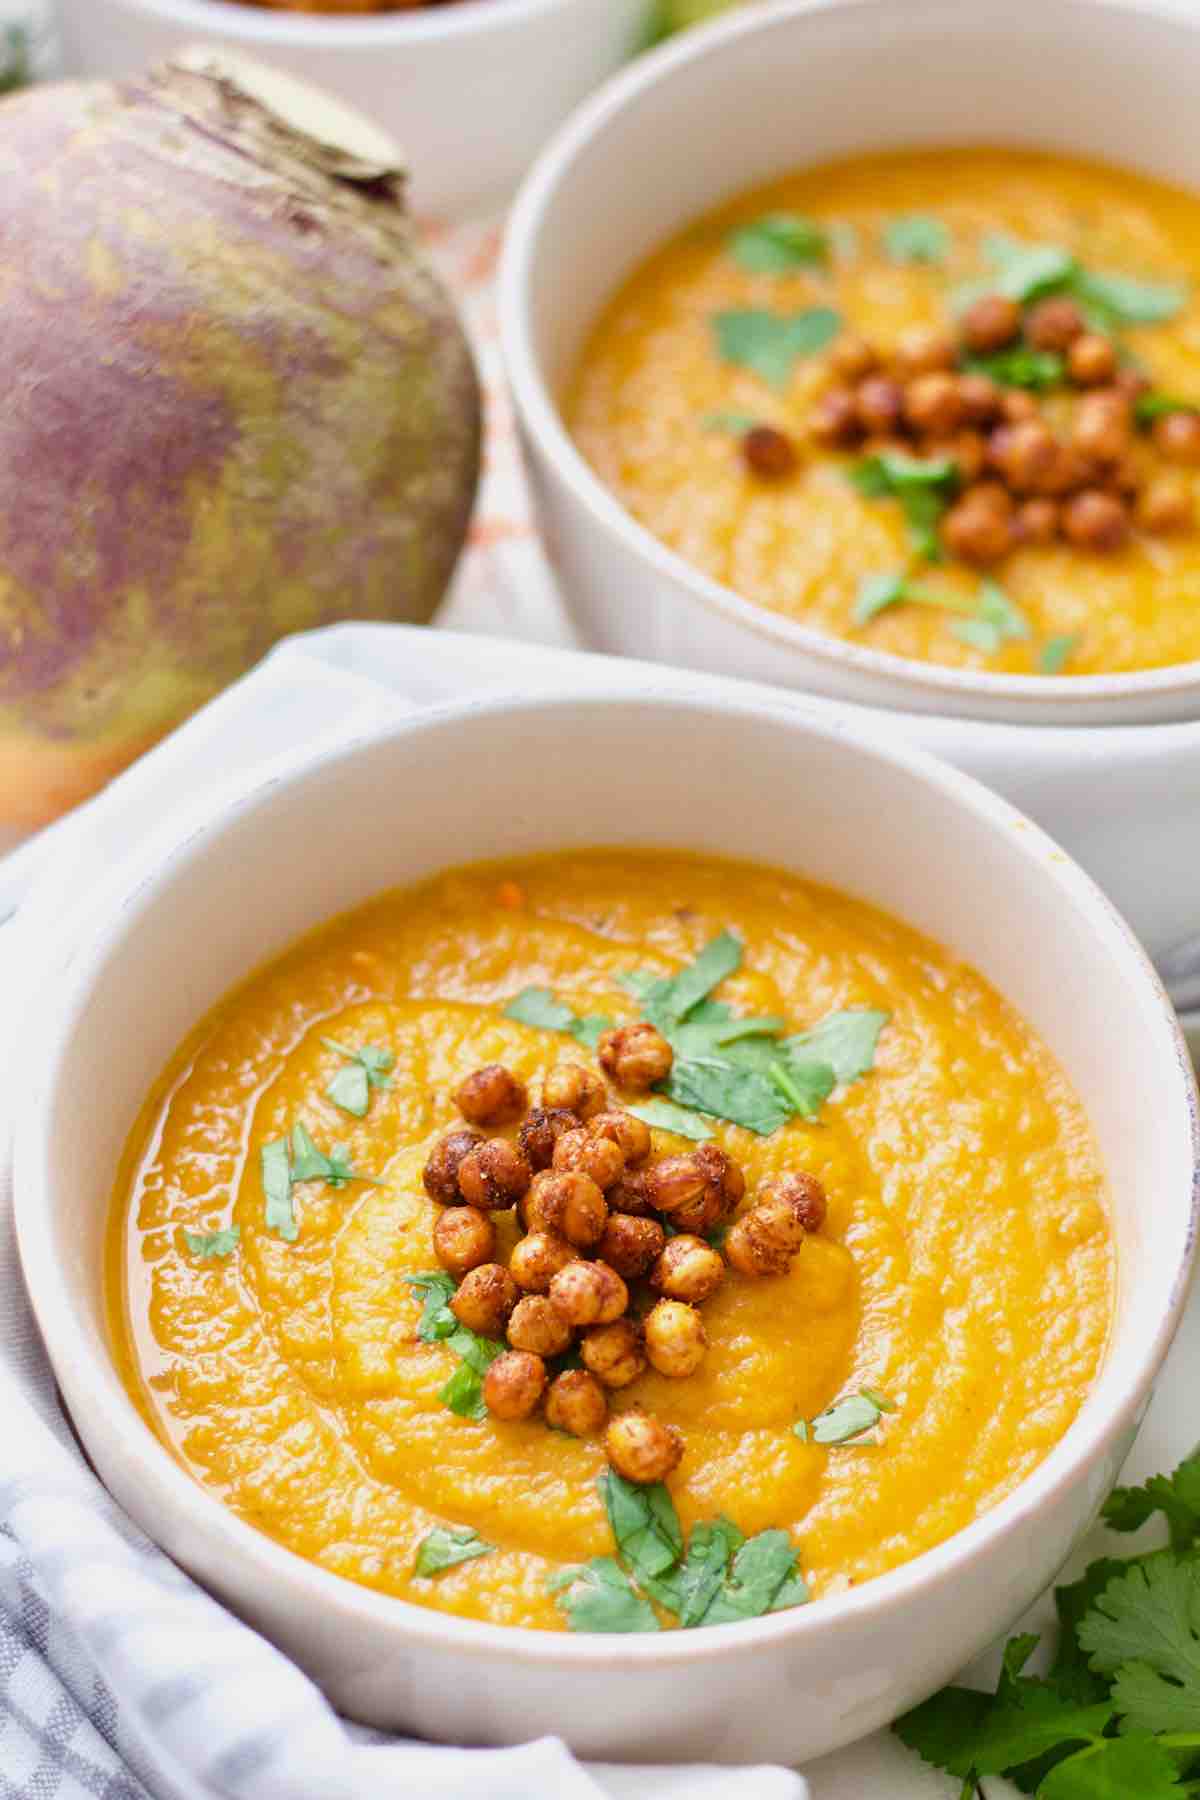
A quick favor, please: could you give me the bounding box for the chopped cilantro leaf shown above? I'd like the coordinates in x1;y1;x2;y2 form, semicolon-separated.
183;1225;240;1260
1040;1733;1189;1799
1079;1556;1200;1729
712;307;841;388
884;213;951;265
694;1529;809;1624
288;1122;380;1190
321;1037;394;1118
1041;634;1081;676
1136;394;1200;425
796;1390;895;1445
261;1137;296;1241
675;1516;745;1625
1102;1448;1200;1550
439;1336;503;1420
767;1057;836;1120
502;986;612;1049
624;1097;714;1140
785;1009;890;1085
600;1470;684;1583
548;1558;660;1633
983;236;1079;303
414;1527;493;1578
961;347;1065;390
1072;269;1186;327
848;451;959;561
854;572;969;626
727;213;829;274
950;579;1031;654
404;1270;457;1342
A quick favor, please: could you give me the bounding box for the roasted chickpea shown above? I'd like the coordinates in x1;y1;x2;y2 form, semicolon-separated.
1000;389;1039;424
483;1349;546;1422
605;1409;684;1484
581;1317;646;1389
507;1294;573;1358
508;1230;577;1293
1153;410;1200;465
589;1110;653;1168
724;1199;807;1278
902;372;963;438
828;333;879;383
548;1259;629;1328
597;1022;673;1091
451;1263;519;1336
967;479;1016;517
759;1171;828;1233
422;1128;484;1205
941;496;1012;565
644;1151;709;1216
1115;365;1152;404
1025;296;1085;351
545;1369;608;1437
1037;443;1095;497
934;428;986;485
599;1212;667;1280
809;386;862;448
552;1125;625;1191
1136;473;1194;534
854;375;904;436
1061;488;1129;551
696;1143;746;1212
607;1169;657;1218
1072;391;1132;464
1067;333;1117;386
454;1063;527;1128
517;1106;581;1172
433;1205;496;1277
960;293;1021;355
457;1138;532;1211
1012;497;1060;544
893;326;956;378
644;1299;707;1378
542;1062;608;1120
741;424;798;480
957;371;1003;428
524;1169;608;1248
997;419;1058;493
651;1234;725;1304
1104;451;1142;496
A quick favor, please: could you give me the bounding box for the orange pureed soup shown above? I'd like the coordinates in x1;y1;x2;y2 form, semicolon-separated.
568;149;1200;676
108;852;1112;1631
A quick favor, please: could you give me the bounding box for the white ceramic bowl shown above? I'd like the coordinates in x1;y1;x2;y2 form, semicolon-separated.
15;686;1199;1763
55;0;649;218
501;0;1200;724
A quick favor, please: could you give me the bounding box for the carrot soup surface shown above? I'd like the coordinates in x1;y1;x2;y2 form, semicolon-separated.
108;851;1111;1630
568;149;1200;676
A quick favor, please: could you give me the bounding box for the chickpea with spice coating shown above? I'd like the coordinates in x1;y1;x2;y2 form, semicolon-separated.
725;1198;807;1278
454;1063;527;1128
508;1230;577;1292
524;1169;608;1247
758;1171;829;1234
809;386;862;448
518;1107;580;1172
457;1138;532;1211
483;1350;546;1422
599;1213;666;1280
644;1299;707;1378
893;326;956;378
581;1317;646;1389
958;372;1003;427
903;372;963;437
1073;391;1132;464
960;293;1021;355
607;1169;656;1218
605;1409;684;1485
542;1062;607;1120
552;1126;625;1191
1153;411;1200;465
589;1110;652;1168
1062;489;1129;551
941;496;1012;565
548;1260;629;1328
451;1263;518;1336
1013;497;1060;545
507;1294;573;1358
1025;296;1085;351
854;375;904;437
652;1234;725;1305
1067;333;1117;386
644;1151;710;1216
1000;389;1039;424
828;333;878;383
422;1128;483;1204
996;419;1058;493
545;1369;608;1438
1137;473;1194;534
597;1022;673;1091
741;425;798;480
433;1206;496;1277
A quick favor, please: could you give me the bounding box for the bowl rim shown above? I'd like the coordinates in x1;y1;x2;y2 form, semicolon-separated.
498;0;1200;718
78;0;594;48
14;682;1200;1667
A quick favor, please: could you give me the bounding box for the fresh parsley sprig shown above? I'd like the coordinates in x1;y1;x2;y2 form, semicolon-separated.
727;213;829;274
894;1446;1200;1798
795;1388;897;1445
322;1037;394;1118
848;450;960;562
404;1269;504;1421
414;1526;494;1578
712;307;842;388
503;986;611;1049
183;1225;240;1260
260;1126;384;1241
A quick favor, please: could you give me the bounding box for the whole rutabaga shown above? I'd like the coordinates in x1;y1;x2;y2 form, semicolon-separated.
0;57;481;826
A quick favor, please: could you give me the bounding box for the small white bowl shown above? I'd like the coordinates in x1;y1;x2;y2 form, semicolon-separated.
56;0;649;218
501;0;1200;724
14;686;1200;1763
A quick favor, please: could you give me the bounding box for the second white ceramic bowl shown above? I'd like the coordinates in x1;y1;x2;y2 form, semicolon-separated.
501;0;1200;724
14;686;1199;1762
56;0;649;218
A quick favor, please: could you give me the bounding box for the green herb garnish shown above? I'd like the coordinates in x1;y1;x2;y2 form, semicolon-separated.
712;307;842;388
405;1270;457;1342
728;213;829;274
1136;394;1200;425
1072;269;1188;328
795;1389;897;1445
849;450;960;560
1040;634;1081;676
503;986;611;1049
624;1097;714;1140
959;235;1187;334
950;579;1031;653
261;1137;297;1241
884;214;951;265
961;347;1065;390
787;1009;890;1083
183;1225;240;1260
289;1122;381;1190
0;23;31;94
406;1272;503;1419
700;410;761;434
985;237;1079;303
854;571;969;625
894;1447;1200;1798
548;1471;809;1633
322;1036;394;1118
414;1527;494;1577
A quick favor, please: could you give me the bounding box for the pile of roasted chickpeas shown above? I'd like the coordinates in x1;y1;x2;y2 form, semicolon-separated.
745;294;1200;560
421;1021;827;1485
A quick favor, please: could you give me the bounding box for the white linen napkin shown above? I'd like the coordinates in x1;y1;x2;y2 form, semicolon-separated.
4;621;1199;1800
